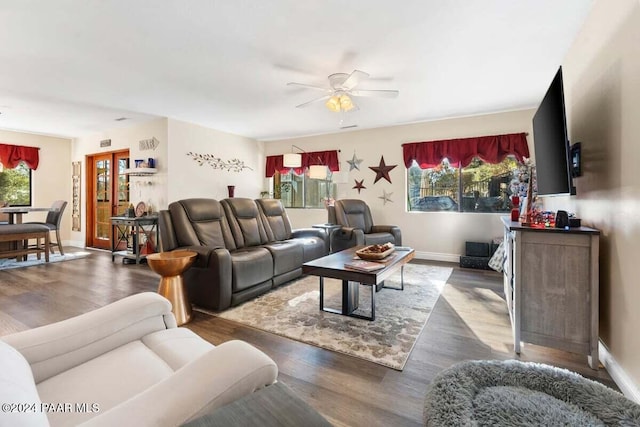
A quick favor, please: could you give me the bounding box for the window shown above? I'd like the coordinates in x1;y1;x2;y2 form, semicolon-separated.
407;156;520;213
0;162;32;206
275;170;336;209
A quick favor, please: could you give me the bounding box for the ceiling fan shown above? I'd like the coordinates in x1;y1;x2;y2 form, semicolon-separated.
287;70;399;112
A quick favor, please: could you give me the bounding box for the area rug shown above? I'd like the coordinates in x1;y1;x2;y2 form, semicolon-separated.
202;263;452;370
0;251;91;270
423;359;640;426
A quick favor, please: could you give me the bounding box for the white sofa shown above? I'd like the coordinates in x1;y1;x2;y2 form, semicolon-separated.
0;292;278;426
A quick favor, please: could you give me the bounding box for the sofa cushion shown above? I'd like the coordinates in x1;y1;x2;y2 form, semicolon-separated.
335;199;374;233
230;248;273;292
262;241;303;276
289;236;327;263
222;199;269;248
256;199;293;241
37;340;174;426
0;341;49;427
169;199;236;251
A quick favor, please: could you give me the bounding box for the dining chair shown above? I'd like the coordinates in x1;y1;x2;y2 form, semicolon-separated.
26;200;67;255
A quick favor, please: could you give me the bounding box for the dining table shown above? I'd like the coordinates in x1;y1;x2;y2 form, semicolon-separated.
0;207;57;224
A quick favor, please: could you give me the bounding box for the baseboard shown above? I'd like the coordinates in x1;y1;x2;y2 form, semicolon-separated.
66;239;85;249
599;340;640;403
414;251;460;263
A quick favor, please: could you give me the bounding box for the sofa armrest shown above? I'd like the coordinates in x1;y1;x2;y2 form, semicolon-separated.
79;340;278;427
2;293;175;383
329;227;365;252
291;227;326;240
371;225;402;245
333;227;364;244
175;245;228;269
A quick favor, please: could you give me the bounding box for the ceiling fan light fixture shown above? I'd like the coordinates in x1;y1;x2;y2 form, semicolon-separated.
339;94;354;111
325;96;341;112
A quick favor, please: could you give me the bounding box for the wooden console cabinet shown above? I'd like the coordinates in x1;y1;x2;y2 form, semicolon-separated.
501;217;600;369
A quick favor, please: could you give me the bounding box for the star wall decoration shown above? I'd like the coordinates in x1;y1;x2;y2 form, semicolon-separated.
353;179;366;194
369;156;397;184
379;189;393;205
347;152;363;171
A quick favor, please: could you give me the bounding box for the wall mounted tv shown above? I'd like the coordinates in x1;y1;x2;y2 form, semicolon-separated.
532;67;575;196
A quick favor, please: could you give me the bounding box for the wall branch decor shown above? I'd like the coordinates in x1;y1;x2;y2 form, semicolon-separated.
187;152;253;172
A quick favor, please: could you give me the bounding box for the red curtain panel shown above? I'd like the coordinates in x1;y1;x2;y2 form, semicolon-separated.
265;150;339;177
0;143;40;169
402;133;529;169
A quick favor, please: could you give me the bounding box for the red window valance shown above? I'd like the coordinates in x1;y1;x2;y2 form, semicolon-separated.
402;132;529;169
0;143;40;170
265;150;340;177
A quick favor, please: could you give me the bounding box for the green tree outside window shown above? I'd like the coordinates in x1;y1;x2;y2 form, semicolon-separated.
0;162;32;206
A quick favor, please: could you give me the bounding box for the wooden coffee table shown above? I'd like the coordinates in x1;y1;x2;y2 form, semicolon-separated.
302;246;415;321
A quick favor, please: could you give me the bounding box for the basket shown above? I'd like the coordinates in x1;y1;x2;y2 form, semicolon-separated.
355;244;395;260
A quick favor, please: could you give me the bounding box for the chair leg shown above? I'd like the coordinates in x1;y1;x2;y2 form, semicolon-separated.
22;239;28;261
36;237;41;260
44;233;50;262
56;229;64;255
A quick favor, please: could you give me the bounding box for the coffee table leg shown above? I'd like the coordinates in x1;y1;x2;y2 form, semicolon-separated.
370;285;376;321
319;276;324;311
382;265;405;291
342;280;359;315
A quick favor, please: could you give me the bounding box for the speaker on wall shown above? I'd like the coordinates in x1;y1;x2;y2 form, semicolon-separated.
570;142;582;177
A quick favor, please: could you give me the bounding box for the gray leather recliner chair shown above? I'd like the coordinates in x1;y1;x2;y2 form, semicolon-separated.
330;199;402;253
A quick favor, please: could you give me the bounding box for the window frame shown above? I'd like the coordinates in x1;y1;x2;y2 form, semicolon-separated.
273;169;336;209
407;156;520;214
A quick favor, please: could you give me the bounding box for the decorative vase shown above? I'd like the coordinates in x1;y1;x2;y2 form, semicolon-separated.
227;185;235;198
510;195;520;222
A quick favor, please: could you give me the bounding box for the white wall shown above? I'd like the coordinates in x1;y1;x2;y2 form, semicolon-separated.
265;109;535;260
167;119;264;201
71;118;168;246
0;129;72;240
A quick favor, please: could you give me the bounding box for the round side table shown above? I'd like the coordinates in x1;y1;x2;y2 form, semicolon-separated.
146;250;197;326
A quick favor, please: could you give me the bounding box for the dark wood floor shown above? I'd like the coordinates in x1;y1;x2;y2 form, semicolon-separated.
0;248;616;426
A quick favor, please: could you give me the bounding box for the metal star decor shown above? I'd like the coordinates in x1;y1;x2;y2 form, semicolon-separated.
353;179;366;194
369;156;397;184
379;189;393;204
347;152;363;171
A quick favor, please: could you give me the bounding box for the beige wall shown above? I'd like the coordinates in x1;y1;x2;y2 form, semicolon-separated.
546;0;640;393
0;129;72;240
265;109;535;260
167;119;264;202
71;118;168;247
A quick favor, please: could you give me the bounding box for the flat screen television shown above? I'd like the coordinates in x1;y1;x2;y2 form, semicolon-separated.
532;67;575;196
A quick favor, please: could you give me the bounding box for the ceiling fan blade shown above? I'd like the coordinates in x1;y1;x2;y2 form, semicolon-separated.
287;82;331;92
342;70;369;90
295;95;330;108
350;89;399;98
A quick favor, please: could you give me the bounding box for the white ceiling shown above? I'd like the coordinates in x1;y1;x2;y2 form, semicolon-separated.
0;0;594;141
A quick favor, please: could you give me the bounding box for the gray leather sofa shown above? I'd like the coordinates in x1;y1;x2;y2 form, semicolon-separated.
330;199;402;252
158;198;328;311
